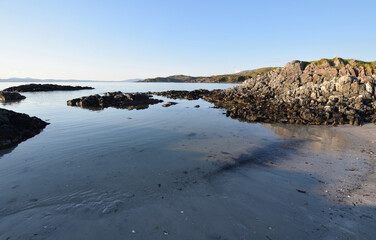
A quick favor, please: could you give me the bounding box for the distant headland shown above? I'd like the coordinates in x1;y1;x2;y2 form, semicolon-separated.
141;57;376;83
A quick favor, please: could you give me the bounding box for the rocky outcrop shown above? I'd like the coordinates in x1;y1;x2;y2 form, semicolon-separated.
246;58;376;96
204;81;375;125
3;84;94;92
0;91;26;102
0;108;48;149
207;66;376;125
67;92;163;110
149;59;376;125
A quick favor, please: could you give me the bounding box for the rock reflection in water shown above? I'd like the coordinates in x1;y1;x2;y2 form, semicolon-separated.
262;123;350;152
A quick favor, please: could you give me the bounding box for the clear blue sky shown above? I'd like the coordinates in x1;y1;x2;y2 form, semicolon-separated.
0;0;375;81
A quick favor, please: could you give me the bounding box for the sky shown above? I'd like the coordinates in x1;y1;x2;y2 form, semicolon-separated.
0;0;375;81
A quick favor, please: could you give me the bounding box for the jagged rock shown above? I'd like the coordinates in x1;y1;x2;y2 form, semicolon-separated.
0;91;26;102
67;92;163;110
0;108;48;149
149;58;376;126
204;63;376;125
4;84;94;92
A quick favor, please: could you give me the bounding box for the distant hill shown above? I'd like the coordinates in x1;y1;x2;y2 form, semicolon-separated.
140;67;277;83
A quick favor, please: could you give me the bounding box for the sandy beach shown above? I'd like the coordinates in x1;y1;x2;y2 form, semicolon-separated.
115;124;376;240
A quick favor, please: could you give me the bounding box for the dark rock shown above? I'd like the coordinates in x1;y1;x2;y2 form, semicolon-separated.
67;92;163;110
194;105;200;108
0;91;26;102
3;84;94;92
0;108;48;149
203;73;376;125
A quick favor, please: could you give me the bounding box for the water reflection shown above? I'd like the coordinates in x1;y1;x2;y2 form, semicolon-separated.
262;123;350;152
68;103;156;111
0;146;16;159
0;99;25;106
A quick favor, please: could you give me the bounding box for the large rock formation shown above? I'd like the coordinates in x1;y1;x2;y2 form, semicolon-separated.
207;60;376;125
67;92;163;110
3;83;94;92
241;58;376;96
0;108;49;149
205;78;375;125
0;91;26;102
149;58;376;125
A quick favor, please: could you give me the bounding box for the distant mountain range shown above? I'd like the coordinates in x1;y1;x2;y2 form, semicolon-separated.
0;78;143;82
140;67;277;83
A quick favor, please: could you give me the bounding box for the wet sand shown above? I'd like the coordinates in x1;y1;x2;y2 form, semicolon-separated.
1;124;375;239
116;124;376;240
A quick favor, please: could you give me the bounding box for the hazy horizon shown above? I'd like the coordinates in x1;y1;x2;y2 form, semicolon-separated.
1;0;375;81
0;77;143;82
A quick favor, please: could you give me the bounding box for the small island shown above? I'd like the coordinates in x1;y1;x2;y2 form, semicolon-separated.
3;83;94;92
67;92;163;110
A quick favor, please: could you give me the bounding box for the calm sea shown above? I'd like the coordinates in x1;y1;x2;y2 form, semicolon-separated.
0;81;281;237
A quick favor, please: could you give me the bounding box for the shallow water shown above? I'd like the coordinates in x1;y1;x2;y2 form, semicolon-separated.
0;82;281;235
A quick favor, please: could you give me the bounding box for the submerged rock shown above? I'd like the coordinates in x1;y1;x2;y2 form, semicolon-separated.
0;91;26;102
67;92;163;110
162;102;178;107
0;108;48;149
150;89;210;100
3;83;94;92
